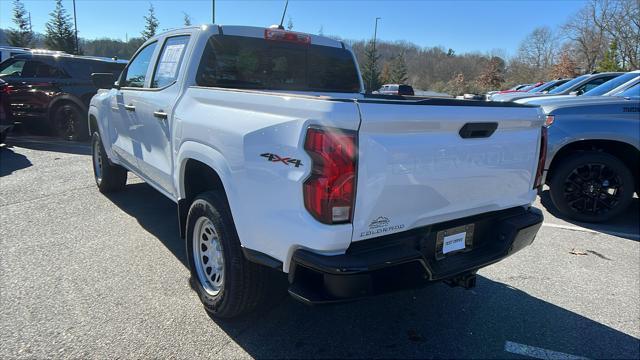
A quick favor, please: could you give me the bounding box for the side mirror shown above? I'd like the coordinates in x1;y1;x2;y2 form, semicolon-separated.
91;73;116;89
569;91;579;96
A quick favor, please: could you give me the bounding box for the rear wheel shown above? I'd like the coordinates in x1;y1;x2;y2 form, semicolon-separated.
549;151;634;222
92;132;127;193
52;103;88;141
186;191;270;318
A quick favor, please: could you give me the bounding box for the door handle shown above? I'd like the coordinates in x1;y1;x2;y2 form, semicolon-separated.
124;104;136;112
153;111;168;120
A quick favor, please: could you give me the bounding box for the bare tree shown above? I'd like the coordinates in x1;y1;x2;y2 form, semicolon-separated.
516;26;558;78
590;0;639;69
562;1;609;72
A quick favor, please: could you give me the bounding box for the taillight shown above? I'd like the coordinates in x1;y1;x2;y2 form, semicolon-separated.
1;85;12;95
534;126;548;189
303;127;357;224
264;29;311;45
545;115;555;127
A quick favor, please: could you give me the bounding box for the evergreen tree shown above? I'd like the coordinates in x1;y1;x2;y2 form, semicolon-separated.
44;0;76;53
141;3;159;41
597;41;622;72
389;52;409;84
380;62;392;84
183;12;192;26
7;0;33;47
361;40;382;92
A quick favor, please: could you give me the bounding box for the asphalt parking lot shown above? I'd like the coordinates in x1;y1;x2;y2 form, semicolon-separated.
1;135;639;359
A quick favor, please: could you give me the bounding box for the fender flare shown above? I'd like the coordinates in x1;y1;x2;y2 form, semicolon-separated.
175;141;239;239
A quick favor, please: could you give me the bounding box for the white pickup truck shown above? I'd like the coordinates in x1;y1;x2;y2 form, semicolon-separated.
89;25;545;318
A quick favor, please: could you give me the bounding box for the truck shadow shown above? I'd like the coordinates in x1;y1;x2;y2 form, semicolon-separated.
104;182;639;359
539;190;640;241
213;278;639;359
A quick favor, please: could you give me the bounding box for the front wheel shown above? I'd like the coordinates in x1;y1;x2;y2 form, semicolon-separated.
549;151;634;222
92;132;127;193
186;191;270;318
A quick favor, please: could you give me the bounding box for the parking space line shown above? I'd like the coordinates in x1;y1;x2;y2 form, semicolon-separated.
504;341;591;360
541;222;640;240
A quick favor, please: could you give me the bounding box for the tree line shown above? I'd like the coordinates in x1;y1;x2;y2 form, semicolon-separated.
4;0;185;58
353;0;638;94
3;0;638;95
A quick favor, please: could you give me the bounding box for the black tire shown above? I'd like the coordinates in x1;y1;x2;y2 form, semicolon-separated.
186;191;270;318
51;103;88;141
549;151;634;222
91;132;127;193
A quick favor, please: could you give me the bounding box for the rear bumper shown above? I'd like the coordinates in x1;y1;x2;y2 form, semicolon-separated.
288;206;543;304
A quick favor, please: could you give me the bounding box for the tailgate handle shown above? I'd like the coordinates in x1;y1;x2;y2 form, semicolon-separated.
459;122;498;139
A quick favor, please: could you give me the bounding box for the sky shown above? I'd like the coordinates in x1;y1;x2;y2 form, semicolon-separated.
0;0;587;56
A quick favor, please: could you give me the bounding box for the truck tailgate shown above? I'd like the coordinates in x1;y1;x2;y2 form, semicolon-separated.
353;100;543;241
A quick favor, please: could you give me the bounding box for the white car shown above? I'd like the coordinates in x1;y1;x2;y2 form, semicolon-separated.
88;25;545;318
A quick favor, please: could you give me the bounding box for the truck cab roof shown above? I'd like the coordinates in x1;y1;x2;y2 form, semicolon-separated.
153;24;346;49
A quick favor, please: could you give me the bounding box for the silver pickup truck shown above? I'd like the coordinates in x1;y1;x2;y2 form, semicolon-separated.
533;84;640;222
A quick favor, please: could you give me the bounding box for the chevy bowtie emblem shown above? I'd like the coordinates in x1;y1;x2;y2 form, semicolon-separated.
260;153;303;167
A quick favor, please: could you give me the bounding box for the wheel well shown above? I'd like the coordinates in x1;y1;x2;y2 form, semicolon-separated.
178;159;228;238
547;140;640;187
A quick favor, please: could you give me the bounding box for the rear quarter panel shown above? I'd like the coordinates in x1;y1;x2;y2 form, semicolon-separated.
174;88;361;271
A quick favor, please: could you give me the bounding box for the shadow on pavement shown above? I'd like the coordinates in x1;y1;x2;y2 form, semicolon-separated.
102;182;639;359
4;134;90;156
0;145;32;176
539;190;640;241
104;182;187;267
210;276;640;359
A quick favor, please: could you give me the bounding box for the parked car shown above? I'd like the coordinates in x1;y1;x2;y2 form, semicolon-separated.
0;53;126;140
487;80;569;101
538;84;639;222
376;83;415;95
515;71;639;106
88;25;545;318
0;79;14;144
492;72;623;102
529;78;571;93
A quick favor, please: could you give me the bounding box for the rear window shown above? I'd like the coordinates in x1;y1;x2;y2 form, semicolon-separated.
196;35;361;93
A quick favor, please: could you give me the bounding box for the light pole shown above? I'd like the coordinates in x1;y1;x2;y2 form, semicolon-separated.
72;0;79;54
212;0;215;24
369;17;381;92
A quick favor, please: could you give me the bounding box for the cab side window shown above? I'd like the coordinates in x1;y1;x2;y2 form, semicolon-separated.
152;35;190;88
121;42;158;88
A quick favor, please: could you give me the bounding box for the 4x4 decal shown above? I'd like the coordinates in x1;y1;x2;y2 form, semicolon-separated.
260;153;303;167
